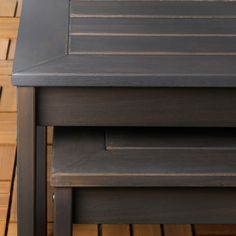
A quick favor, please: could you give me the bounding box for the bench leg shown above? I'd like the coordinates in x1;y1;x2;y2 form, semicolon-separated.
54;188;72;236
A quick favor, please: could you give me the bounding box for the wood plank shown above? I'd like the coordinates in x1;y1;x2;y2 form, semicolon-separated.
47;146;52;181
133;224;162;236
0;0;17;17
8;40;16;60
71;1;236;17
70;35;236;55
0;76;16;112
163;225;193;236
0;182;10;194
9;177;16;223
0;60;12;76
47;223;53;236
16;0;22;17
47;184;53;223
0;113;16;144
16;0;23;17
0;192;9;221
71;18;236;35
0;40;9;60
47;146;54;222
7;223;17;236
195;224;236;235
47;127;53;145
73;224;98;236
0;18;19;39
0;221;6;236
102;224;130;236
46;224;98;236
9;223;63;236
0;145;15;181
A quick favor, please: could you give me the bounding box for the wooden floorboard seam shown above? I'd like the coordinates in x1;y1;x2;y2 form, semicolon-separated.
4;150;16;236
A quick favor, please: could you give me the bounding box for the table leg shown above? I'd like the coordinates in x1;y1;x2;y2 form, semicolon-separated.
17;88;47;236
36;126;47;235
54;188;72;236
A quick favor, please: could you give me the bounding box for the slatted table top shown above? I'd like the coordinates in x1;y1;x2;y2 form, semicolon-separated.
12;0;236;87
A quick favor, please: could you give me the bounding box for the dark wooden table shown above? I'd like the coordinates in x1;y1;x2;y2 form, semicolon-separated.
13;0;236;235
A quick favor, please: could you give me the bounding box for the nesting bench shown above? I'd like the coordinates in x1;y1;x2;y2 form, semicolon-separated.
52;127;236;236
12;0;236;235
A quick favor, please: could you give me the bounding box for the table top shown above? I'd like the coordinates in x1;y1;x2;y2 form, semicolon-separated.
12;0;236;87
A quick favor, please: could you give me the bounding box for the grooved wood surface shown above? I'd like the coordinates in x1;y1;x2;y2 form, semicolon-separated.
1;0;236;235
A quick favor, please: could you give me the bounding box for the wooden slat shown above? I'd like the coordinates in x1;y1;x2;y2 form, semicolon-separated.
0;182;10;194
133;224;162;236
47;223;53;236
0;193;9;207
22;223;99;236
47;184;53;223
16;0;23;17
73;224;98;236
195;224;236;235
71;18;236;35
70;36;236;55
16;0;22;17
47;127;53;145
0;192;9;221
0;145;16;181
0;76;16;112
164;225;193;236
7;223;17;236
0;0;17;17
0;18;19;39
8;40;16;60
0;145;15;232
0;113;16;144
0;60;13;76
71;1;236;18
102;224;130;236
0;221;6;236
9;177;16;223
0;40;9;60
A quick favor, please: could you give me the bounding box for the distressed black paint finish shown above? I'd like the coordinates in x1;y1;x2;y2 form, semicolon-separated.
52;127;236;187
70;36;236;54
38;87;236;127
73;188;236;224
54;188;72;236
17;88;36;236
12;0;236;87
17;89;47;236
71;1;236;17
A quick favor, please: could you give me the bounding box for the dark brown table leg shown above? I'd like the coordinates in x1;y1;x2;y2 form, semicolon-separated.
17;87;47;236
36;126;47;235
54;188;72;236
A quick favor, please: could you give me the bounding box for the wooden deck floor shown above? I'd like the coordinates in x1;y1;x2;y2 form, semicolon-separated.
1;0;236;235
